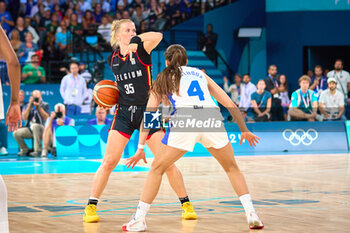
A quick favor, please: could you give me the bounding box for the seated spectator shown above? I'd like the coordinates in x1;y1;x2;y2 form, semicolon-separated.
13;16;28;42
79;63;92;83
24;17;40;44
165;0;181;29
0;1;15;35
60;62;88;115
239;74;256;111
319;77;346;121
69;13;84;49
327;59;350;101
265;64;284;121
148;0;167;31
288;75;318;121
131;4;149;34
17;32;39;64
55;20;72;58
21;54;46;84
97;15;111;45
37;7;51;48
9;30;22;53
82;10;96;31
13;90;49;157
223;74;241;106
310;65;328;99
46;12;60;50
251;80;272;122
93;3;105;24
88;106;112;125
277;74;290;121
42;103;75;157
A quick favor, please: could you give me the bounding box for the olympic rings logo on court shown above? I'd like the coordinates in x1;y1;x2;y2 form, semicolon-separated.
282;129;318;146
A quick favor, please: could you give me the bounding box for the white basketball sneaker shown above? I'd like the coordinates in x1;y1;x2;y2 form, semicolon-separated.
246;211;264;229
122;214;147;232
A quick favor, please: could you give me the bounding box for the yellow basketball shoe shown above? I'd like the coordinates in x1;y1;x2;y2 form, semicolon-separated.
181;202;197;220
83;204;100;223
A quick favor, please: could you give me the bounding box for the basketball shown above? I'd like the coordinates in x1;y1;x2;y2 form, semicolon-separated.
93;80;119;108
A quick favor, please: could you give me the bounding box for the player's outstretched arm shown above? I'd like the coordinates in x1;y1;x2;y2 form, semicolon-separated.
125;93;161;169
204;73;260;147
0;25;21;132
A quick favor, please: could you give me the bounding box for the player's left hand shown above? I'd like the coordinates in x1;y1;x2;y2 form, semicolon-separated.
240;131;260;147
125;149;147;169
5;103;22;132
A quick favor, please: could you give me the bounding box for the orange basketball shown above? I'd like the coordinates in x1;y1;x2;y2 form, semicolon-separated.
93;80;119;108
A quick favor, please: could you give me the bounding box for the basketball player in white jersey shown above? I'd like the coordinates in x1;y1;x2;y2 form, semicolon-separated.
123;44;264;231
0;25;22;233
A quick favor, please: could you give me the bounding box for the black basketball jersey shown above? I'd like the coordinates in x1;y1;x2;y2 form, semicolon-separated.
108;42;152;106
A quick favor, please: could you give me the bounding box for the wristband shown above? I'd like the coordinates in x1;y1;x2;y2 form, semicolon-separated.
138;144;145;150
130;36;141;45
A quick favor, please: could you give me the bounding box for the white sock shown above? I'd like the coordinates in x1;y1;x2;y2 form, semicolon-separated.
239;194;255;214
0;176;9;233
89;197;99;201
134;201;150;219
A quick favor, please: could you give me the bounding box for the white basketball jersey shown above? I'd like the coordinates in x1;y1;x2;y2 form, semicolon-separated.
0;79;4;120
169;66;218;109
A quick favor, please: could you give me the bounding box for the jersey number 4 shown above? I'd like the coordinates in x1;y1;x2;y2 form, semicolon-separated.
125;83;135;94
187;80;205;101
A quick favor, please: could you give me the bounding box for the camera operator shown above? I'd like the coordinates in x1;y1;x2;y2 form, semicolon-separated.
42;103;75;157
13;90;49;157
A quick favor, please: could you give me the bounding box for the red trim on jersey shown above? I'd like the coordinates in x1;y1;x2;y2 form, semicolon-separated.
117;52;129;61
110;50;118;70
136;51;151;66
110;106;119;131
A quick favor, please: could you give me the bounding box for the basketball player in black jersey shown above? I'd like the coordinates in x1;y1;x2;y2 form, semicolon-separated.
83;19;197;223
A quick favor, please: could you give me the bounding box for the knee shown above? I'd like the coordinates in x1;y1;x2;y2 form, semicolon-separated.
101;158;118;172
222;162;239;174
151;161;168;176
165;163;178;174
32;124;43;133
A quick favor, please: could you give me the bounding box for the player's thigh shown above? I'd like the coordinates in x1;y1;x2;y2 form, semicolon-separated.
151;143;187;172
146;130;164;156
207;142;239;171
103;130;129;165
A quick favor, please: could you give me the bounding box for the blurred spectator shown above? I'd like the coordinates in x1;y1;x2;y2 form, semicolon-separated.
61;0;73;13
148;0;167;31
19;89;27;113
18;32;39;64
223;74;241;106
307;69;314;78
24;17;40;44
55;20;72;59
81;86;93;114
69;13;84;48
239;74;256;110
165;0;181;29
0;122;7;155
93;3;105;24
251;80;272;122
9;30;23;53
327;59;350;100
79;63;92;83
13;90;49;157
60;62;88;115
122;10;130;19
88;106;112;125
42;103;75;157
46;12;60;55
288;75;318;121
277;74;290;121
319;77;346;121
310;65;327;99
13;16;29;42
79;0;92;12
199;23;218;62
0;1;15;35
53;3;63;21
97;15;111;43
82;10;96;30
265;64;284;121
37;7;51;48
63;8;74;26
132;4;149;33
101;0;111;12
21;54;46;84
74;3;84;24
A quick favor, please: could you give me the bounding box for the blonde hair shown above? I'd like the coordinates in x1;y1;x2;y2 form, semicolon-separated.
110;19;133;48
298;75;311;84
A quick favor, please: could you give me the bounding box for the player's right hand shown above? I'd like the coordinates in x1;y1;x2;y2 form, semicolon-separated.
125;149;147;169
240;131;260;147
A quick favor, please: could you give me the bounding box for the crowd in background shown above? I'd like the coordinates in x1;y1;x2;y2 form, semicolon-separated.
223;59;350;123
